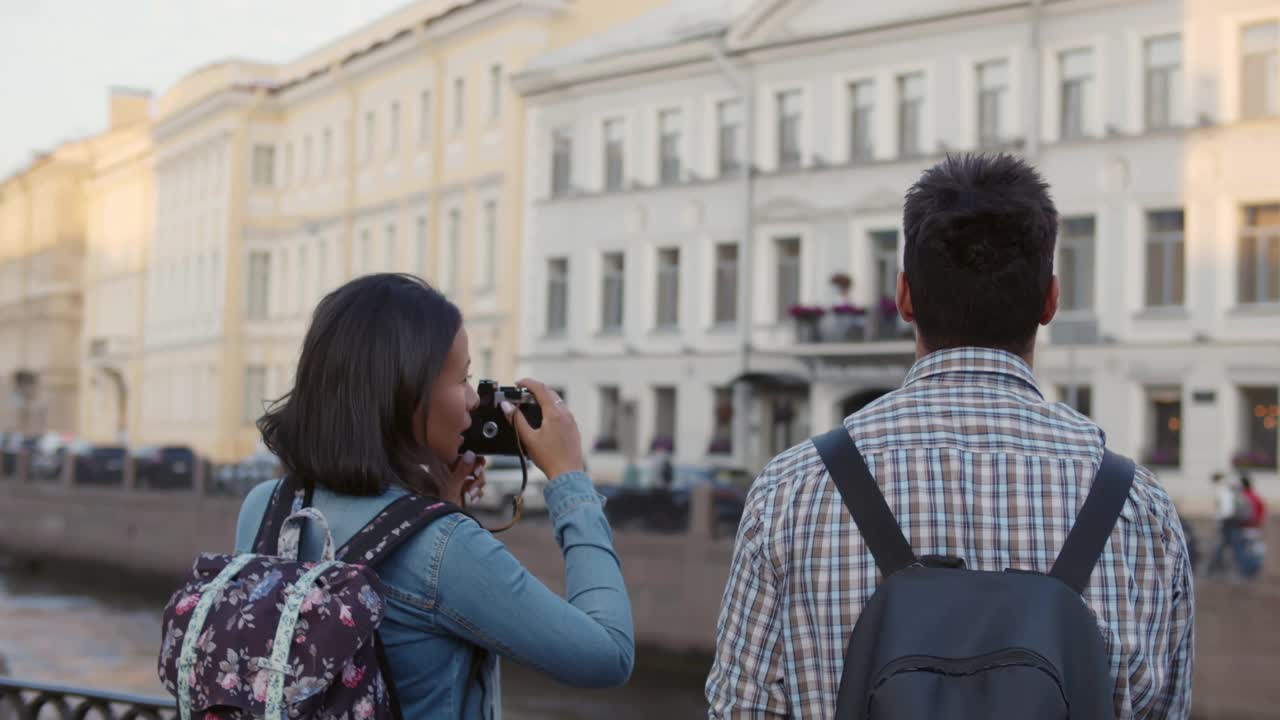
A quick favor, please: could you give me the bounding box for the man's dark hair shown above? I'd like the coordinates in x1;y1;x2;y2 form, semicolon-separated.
902;153;1058;354
257;273;462;496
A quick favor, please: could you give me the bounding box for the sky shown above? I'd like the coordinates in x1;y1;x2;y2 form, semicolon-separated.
0;0;413;177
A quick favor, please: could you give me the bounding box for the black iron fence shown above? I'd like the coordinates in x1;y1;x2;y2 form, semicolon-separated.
0;677;175;720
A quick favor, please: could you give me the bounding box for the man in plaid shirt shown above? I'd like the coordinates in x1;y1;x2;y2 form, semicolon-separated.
706;154;1194;719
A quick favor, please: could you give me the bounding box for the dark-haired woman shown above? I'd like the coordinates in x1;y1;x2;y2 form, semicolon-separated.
234;273;632;719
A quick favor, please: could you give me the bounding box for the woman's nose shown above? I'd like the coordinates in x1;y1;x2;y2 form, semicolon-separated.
465;385;481;411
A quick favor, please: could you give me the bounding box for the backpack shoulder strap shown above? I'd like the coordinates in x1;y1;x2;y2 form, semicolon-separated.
812;427;917;578
1049;449;1136;594
337;493;464;567
251;476;310;555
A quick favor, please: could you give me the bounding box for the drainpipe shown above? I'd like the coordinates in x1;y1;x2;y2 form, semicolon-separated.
708;35;756;468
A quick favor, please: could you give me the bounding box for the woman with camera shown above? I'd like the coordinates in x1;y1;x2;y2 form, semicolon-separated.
233;273;633;719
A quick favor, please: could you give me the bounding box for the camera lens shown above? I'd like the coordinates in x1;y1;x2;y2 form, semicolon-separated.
482;421;499;439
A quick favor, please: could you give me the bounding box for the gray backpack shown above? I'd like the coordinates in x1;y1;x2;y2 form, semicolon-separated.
813;428;1133;720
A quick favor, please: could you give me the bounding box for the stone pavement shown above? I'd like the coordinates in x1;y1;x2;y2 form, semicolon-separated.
1191;518;1279;719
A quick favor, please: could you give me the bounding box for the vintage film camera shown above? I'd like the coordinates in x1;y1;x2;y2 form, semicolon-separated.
460;380;543;456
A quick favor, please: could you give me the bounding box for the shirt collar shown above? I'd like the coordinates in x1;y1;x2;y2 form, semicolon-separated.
903;347;1044;399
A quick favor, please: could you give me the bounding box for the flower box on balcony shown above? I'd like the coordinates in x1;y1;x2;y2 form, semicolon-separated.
592;436;619;452
787;304;826;320
708;437;733;455
649;436;674;453
1143;448;1180;467
831;303;867;316
1233;449;1277;469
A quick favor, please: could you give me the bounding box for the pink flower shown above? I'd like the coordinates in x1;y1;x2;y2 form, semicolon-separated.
252;669;270;702
355;697;375;719
175;593;200;616
339;603;355;628
300;587;324;614
342;662;366;688
219;673;238;690
295;634;306;645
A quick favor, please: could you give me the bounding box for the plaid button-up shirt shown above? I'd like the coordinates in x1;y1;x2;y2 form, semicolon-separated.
706;348;1194;719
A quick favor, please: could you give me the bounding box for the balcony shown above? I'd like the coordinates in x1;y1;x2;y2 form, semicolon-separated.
788;298;914;345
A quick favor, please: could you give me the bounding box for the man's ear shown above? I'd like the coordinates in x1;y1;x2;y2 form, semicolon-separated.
1041;276;1060;326
896;272;914;323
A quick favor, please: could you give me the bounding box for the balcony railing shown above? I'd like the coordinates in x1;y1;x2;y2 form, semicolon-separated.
0;677;176;720
789;301;913;344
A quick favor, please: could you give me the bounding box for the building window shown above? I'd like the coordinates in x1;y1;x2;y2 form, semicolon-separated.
714;243;739;326
897;73;925;158
546;257;569;336
1238;386;1279;468
710;387;734;454
489;64;503;122
297;246;308;310
452;77;465;134
388;101;400;155
603;118;625;191
977;60;1008;148
551;127;572;197
1057;385;1093;417
359;229;372;276
1239;204;1280;304
479;200;497;290
384;223;397;272
652;386;677;452
419;90;432;145
655;248;680;330
1059;216;1096;311
322;128;332;175
246;251;270;320
1145;386;1182;468
415;215;428;278
871;230;900;336
775;237;801;321
364;111;376;163
777;90;803;170
601;252;625;333
446;209;461;292
1145;35;1182;130
283;143;294;187
317;239;328;293
597;386;621;451
1145;209;1185;307
849;79;875;162
302;135;313;180
1242;21;1280;119
243;366;267;425
658;108;683;184
251;145;275;187
717;99;743;176
1060;48;1094;140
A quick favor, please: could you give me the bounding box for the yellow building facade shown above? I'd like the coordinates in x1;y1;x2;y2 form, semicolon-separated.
132;0;670;461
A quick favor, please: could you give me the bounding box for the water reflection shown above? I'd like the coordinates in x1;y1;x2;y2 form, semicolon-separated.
0;559;710;718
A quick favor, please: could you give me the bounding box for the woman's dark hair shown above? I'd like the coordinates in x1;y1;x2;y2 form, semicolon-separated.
258;273;462;496
903;153;1059;354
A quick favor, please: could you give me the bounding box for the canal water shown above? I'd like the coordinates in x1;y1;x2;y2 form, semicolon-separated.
0;558;710;718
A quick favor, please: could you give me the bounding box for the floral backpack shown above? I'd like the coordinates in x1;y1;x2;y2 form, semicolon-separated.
158;477;461;720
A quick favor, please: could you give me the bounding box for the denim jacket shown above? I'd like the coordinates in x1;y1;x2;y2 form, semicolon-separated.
234;471;634;720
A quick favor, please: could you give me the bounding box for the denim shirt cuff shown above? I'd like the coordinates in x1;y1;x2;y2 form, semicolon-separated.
544;471;606;520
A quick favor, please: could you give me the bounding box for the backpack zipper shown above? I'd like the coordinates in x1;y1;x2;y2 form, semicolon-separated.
872;647;1067;698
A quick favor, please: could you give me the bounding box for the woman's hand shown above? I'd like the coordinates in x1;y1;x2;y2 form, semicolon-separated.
502;379;585;481
448;450;487;506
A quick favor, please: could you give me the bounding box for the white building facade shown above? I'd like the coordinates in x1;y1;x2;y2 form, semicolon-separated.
515;0;1280;508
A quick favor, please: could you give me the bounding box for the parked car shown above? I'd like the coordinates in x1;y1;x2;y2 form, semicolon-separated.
68;442;128;486
468;454;548;514
600;463;749;534
133;445;197;489
212;448;281;496
30;431;77;479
